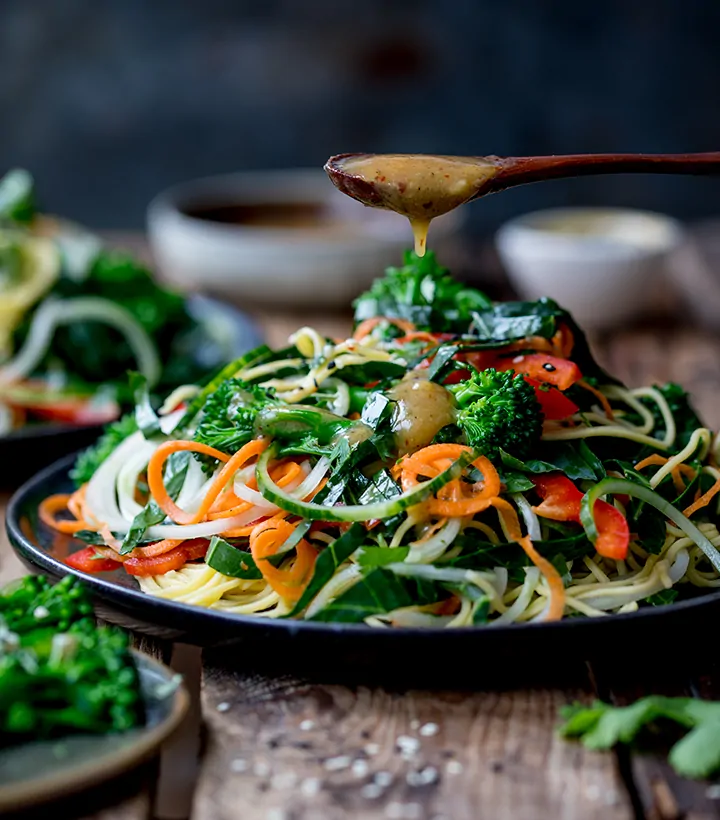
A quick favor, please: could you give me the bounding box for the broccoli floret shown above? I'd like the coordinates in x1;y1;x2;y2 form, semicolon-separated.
193;378;365;464
352;250;492;334
0;574;93;634
448;367;543;460
71;413;138;486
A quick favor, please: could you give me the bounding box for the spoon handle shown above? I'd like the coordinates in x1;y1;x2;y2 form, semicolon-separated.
485;151;720;196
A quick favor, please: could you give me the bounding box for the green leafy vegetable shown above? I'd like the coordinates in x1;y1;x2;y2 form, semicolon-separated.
559;696;720;779
0;169;35;224
287;523;367;616
353;250;492;333
309;567;441;623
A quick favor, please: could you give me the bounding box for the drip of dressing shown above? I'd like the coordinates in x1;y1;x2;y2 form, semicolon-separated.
337;155;498;256
388;370;456;456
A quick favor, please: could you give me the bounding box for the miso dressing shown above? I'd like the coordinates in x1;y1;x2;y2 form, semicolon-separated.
336;154;498;256
388;370;456;456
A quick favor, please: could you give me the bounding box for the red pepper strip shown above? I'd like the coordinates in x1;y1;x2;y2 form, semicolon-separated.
532;474;629;560
526;378;580;420
495;353;582;391
66;547;122;574
125;539;209;577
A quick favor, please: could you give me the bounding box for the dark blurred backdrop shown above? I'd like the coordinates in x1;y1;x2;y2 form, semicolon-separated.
1;0;718;234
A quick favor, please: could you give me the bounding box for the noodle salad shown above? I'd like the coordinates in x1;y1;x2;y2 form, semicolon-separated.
41;251;720;627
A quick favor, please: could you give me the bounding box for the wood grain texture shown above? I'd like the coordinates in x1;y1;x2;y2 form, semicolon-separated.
192;658;631;820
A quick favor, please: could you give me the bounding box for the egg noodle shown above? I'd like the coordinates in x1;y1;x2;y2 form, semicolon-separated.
41;252;720;627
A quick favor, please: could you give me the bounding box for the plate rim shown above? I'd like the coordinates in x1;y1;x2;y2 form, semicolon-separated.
0;651;189;813
8;453;720;644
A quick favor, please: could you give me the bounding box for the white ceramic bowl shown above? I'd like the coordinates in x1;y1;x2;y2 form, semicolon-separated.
147;169;463;307
495;207;684;330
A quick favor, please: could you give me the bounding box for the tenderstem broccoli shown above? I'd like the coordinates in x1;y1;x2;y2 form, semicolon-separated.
447;366;543;460
0;576;143;745
193;378;366;459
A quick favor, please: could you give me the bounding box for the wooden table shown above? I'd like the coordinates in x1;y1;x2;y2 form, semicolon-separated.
5;288;720;820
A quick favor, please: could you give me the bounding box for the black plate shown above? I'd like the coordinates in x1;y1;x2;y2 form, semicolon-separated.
8;455;720;687
0;296;262;490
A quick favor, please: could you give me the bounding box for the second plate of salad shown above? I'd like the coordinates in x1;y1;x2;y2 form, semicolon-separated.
0;169;262;485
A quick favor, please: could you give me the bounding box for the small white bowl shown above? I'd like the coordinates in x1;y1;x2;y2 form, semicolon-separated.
147;169;463;307
495;207;684;330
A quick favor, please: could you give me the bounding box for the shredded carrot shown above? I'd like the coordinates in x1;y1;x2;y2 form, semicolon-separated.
635;454;668;471
147;439;268;525
577;380;614;420
397;443;501;517
394;331;441;349
491;497;565;621
683;475;720;517
353;316;415;341
39;493;91;534
670;467;687;494
249;517;317;602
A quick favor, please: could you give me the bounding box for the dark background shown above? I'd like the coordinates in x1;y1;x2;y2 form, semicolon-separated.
1;0;718;234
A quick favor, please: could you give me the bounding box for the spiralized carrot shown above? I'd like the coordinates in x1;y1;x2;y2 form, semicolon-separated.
577;380;614;420
394;331;441;349
39;493;91;534
397;443;501;517
635;454;668;471
147;438;268;525
250;517;317;602
684;475;720;518
353;316;415;340
492;497;565;621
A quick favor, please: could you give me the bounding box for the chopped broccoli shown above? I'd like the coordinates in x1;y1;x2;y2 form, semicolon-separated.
0;575;143;745
71;412;138;486
193;378;366;463
0;574;93;633
448;367;543;461
353;249;492;334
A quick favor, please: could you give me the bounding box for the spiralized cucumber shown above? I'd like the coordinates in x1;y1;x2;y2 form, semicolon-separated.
256;444;475;522
579;477;720;573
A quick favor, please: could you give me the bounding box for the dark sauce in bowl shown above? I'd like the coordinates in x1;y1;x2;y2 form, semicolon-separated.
183;201;332;229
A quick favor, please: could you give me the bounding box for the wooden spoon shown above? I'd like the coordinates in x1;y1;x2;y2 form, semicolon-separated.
324;152;720;255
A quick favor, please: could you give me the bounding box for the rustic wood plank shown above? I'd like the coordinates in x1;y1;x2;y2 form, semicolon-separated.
192;657;632;820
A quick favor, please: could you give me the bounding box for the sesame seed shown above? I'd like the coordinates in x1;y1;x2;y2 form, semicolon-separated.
230;758;248;773
513;355;525;363
216;702;231;712
270;771;298;790
324;755;352;772
446;760;463;775
407;766;439;787
352;759;369;778
253;760;272;778
396;735;420;755
374;771;393;787
419;722;439;737
364;742;380;756
299;719;315;731
300;777;321;797
361;783;384;799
